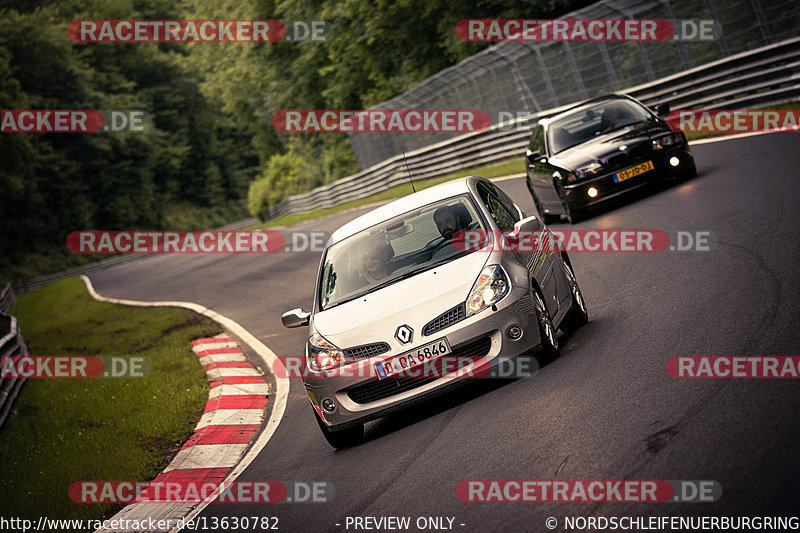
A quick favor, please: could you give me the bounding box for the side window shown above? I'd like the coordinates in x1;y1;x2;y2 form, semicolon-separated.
529;124;545;154
495;187;521;224
476;182;493;214
477;181;518;231
488;195;517;232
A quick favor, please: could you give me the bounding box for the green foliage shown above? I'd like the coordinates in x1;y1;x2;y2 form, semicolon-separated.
0;1;260;280
1;0;596;280
247;150;307;219
190;0;594;218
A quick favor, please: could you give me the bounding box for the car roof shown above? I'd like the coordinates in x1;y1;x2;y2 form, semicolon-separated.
328;176;481;245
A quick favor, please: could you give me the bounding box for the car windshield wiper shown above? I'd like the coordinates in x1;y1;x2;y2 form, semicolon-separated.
369;259;452;292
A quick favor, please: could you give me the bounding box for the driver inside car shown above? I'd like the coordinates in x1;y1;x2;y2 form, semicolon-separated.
433;205;462;240
598;102;633;133
432;203;473;259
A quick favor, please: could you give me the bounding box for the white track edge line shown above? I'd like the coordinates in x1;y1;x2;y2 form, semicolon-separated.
79;275;290;532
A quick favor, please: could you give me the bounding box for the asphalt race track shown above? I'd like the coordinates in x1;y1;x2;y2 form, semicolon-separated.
89;132;800;531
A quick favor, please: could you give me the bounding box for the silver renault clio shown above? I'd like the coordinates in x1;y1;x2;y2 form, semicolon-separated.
282;176;588;447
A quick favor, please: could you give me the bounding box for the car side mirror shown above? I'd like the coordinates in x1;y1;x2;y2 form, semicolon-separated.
513;215;543;233
282;308;310;328
654;103;670;117
502;215;543;250
526;149;544;164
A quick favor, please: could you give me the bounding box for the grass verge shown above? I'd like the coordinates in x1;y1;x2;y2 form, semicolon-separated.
256;157;524;229
0;277;220;521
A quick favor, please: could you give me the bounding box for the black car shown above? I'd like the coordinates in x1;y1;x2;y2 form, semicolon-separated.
525;94;696;224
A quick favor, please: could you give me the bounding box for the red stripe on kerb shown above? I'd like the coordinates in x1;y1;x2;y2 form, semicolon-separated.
204;395;267;413
192;337;235;346
203;361;252;371
183;424;261;447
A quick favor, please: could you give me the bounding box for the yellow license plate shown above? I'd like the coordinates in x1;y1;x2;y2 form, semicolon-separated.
614;160;654;183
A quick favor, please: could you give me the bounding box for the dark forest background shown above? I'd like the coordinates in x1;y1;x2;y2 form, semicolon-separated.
0;0;593;280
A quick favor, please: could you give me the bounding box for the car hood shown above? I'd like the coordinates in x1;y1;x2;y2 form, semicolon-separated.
549;119;667;170
313;251;490;349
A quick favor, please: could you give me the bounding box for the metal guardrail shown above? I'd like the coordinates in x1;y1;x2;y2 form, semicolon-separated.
0;282;27;431
0;281;16;315
10;39;800;294
265;36;800;221
350;0;800;167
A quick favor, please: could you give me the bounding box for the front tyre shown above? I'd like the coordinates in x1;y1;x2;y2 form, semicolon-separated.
558;188;583;224
527;179;560;224
314;409;363;449
683;160;697;180
533;289;560;362
561;259;588;331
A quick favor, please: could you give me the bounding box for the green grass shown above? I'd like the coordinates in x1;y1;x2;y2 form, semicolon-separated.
683;99;800;140
256;157;523;229
0;277;220;522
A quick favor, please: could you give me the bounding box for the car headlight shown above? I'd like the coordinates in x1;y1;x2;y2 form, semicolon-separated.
574;161;603;179
466;265;510;315
306;333;346;373
652;133;681;150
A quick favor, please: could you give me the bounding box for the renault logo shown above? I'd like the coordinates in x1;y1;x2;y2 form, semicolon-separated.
395;325;413;344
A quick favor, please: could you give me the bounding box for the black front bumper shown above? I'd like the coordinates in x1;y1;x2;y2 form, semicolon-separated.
562;148;694;211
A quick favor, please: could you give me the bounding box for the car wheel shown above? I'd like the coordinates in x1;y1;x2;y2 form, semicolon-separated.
314;409;363;449
533;288;560;361
561;259;588;331
683;160;697;180
557;189;583;224
527;179;560;225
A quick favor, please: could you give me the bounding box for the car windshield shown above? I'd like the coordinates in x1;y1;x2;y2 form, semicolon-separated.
318;195;486;310
547;99;653;154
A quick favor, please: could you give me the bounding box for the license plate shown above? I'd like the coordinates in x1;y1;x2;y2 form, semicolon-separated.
374;338;451;379
614;160;654;183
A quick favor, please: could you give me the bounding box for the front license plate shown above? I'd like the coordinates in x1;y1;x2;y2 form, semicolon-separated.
614;160;654;183
374;338;451;379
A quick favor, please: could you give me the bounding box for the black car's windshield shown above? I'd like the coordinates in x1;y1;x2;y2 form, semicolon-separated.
547;99;653;154
318;195;486;310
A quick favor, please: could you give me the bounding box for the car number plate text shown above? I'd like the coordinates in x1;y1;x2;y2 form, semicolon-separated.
374;338;451;379
614;160;654;182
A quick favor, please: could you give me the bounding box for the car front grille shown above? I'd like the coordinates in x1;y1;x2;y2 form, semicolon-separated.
627;141;651;159
343;342;390;361
346;336;492;404
422;303;466;336
606;142;652;172
607;153;629;171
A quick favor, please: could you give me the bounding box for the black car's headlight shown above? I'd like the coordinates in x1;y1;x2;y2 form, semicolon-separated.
652;133;681;150
574;161;603;179
306;333;346;373
467;265;510;315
